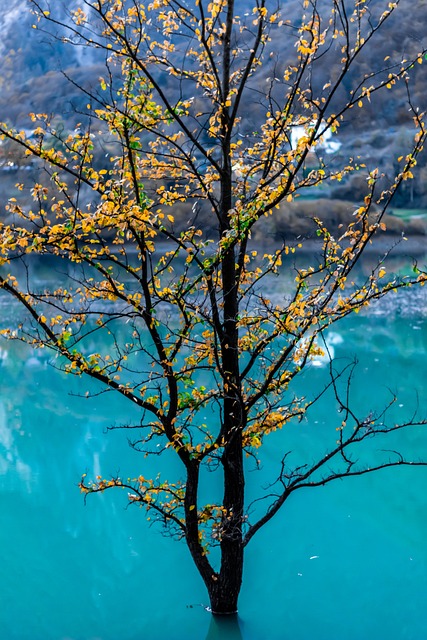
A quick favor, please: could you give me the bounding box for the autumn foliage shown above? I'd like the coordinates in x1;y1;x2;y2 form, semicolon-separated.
0;0;426;615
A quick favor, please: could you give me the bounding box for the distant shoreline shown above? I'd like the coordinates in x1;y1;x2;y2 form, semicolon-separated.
283;235;427;255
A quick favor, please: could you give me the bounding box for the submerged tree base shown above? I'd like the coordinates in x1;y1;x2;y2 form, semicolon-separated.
209;592;239;616
211;609;238;616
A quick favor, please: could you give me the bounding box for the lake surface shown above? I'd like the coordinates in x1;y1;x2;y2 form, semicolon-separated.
1;253;427;639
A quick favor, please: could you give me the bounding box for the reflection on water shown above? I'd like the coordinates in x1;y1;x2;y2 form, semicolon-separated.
0;397;31;489
205;614;244;640
0;256;427;639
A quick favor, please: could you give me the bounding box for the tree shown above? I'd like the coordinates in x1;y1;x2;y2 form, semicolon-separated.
0;0;426;616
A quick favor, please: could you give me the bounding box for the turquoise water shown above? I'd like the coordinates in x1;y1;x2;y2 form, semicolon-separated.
1;288;427;638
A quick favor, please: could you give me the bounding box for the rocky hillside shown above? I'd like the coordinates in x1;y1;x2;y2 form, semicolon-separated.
0;0;426;235
1;1;426;124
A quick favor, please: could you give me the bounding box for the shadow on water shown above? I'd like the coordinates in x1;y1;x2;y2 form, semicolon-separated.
205;613;244;640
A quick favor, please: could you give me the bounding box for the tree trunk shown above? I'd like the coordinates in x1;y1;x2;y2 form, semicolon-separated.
208;416;245;614
184;445;244;615
209;0;244;614
208;575;241;615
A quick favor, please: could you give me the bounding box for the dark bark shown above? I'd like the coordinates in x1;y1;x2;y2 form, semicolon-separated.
205;0;246;615
209;431;245;614
184;463;217;593
209;570;241;615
